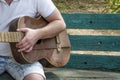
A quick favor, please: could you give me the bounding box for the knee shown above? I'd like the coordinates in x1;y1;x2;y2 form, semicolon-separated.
23;73;44;80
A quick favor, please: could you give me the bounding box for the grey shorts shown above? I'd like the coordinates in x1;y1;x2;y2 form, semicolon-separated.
0;56;46;80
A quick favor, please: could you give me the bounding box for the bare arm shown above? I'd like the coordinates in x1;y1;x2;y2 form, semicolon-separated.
38;9;66;39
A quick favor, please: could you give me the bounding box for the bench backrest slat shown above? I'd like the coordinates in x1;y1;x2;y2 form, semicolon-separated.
62;13;120;29
70;35;120;51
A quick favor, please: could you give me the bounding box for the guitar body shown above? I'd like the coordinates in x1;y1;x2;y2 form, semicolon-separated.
9;16;71;67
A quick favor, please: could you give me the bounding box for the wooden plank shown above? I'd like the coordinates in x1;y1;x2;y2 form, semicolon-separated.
67;29;120;36
71;51;120;56
62;13;120;29
65;54;120;70
45;68;120;80
69;35;120;51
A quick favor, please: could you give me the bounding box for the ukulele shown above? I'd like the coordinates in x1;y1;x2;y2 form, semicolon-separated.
1;16;71;67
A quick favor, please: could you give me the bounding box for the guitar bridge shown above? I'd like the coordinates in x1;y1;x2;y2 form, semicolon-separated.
56;35;61;52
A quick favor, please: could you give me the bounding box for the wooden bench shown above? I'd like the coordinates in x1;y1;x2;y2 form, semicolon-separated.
1;13;120;80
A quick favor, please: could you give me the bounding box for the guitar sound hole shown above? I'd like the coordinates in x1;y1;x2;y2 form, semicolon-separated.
36;40;41;44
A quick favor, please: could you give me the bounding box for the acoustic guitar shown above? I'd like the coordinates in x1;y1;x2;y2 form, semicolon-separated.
0;16;71;67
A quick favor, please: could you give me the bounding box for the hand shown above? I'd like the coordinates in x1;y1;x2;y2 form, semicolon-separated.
16;28;39;52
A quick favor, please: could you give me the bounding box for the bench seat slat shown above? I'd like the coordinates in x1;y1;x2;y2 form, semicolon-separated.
0;72;14;80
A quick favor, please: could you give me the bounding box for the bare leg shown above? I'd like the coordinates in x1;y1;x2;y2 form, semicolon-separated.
23;73;44;80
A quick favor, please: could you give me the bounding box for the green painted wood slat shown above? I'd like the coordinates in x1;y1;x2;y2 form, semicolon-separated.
62;13;120;29
65;54;120;70
70;35;120;51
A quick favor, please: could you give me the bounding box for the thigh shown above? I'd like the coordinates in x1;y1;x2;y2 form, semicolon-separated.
6;58;46;80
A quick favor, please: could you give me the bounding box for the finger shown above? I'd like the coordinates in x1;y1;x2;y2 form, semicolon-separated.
25;47;33;52
17;42;28;49
16;37;28;48
18;44;31;52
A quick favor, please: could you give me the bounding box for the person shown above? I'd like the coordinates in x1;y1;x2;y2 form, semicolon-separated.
0;0;66;80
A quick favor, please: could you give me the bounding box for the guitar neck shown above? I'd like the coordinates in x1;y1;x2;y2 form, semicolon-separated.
0;32;24;42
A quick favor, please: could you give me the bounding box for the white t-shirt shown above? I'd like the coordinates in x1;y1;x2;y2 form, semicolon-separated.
0;0;56;56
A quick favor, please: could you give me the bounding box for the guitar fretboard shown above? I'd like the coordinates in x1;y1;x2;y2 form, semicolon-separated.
0;32;24;42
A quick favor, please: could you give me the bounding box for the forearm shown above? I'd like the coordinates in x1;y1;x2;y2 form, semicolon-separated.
36;19;66;39
36;9;66;40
